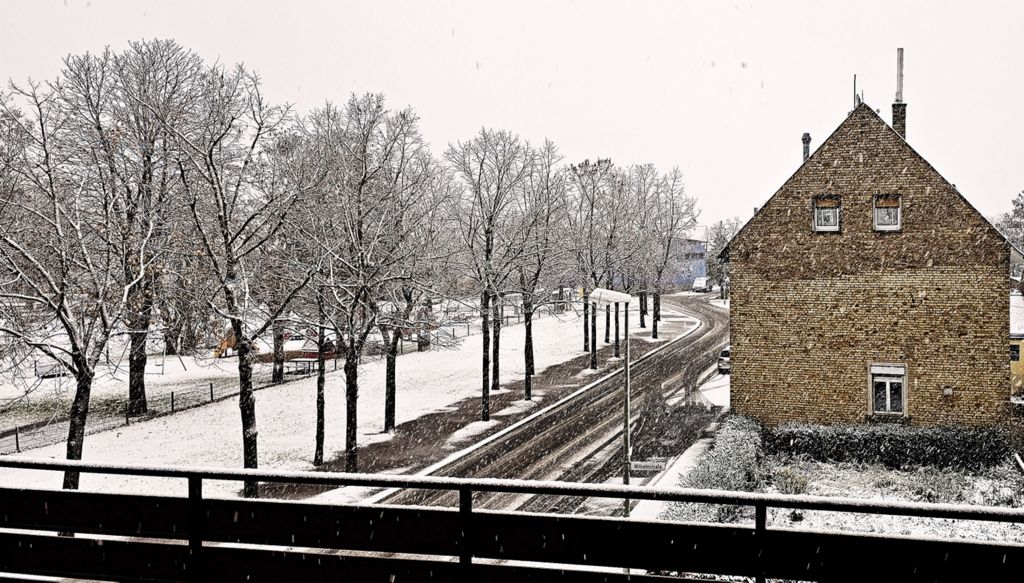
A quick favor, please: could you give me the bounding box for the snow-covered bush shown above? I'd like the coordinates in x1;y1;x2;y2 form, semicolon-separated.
773;466;809;495
764;424;1009;471
662;415;766;523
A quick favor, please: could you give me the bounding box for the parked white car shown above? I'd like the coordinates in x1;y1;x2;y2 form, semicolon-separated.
717;345;731;374
691;277;712;293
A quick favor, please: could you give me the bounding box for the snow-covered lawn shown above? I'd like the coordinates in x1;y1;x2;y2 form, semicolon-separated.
760;459;1024;543
0;355;275;428
654;413;1024;543
1;301;695;498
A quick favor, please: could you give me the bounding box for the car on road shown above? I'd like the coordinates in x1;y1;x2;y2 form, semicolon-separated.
691;277;712;293
717;345;731;374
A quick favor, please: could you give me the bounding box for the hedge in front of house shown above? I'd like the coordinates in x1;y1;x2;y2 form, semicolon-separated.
764;423;1010;471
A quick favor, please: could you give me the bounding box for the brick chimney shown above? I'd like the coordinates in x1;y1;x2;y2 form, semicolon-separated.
802;133;811;161
892;48;907;138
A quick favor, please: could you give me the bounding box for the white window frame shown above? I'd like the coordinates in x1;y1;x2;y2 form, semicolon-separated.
813;200;840;232
873;196;902;231
869;363;907;415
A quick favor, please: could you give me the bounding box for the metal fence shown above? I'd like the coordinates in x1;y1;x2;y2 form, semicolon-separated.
2;457;1024;582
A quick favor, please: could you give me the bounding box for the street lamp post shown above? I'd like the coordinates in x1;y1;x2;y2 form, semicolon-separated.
589;287;632;517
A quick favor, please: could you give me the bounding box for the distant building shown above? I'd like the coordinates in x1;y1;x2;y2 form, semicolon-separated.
724;91;1019;427
673;226;708;288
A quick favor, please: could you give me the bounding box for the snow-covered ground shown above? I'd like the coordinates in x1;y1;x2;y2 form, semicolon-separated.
761;460;1024;543
1;356;274;427
697;372;730;409
1;301;696;498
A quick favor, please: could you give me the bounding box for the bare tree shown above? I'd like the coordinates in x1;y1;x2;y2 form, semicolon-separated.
307;94;435;471
169;65;320;496
0;80;159;489
648;168;698;338
513;139;568;399
377;168;454;432
57;41;204;415
446;129;533;420
567;159;609;359
706;216;744;299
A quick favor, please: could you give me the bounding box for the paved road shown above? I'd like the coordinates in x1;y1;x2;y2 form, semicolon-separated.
382;293;729;512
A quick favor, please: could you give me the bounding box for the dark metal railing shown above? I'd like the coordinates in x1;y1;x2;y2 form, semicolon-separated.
2;457;1023;582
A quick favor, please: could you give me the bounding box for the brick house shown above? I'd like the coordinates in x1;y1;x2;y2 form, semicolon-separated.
725;98;1018;427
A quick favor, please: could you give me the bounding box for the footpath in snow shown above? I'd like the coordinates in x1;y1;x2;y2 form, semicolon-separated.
1;302;699;500
631;370;730;521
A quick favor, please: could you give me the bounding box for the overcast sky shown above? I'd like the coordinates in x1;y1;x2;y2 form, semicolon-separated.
2;1;1021;228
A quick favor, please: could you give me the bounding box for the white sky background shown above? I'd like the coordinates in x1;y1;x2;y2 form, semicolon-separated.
2;1;1021;226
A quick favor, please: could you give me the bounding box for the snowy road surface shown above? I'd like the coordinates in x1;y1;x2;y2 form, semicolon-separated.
382;293;730;512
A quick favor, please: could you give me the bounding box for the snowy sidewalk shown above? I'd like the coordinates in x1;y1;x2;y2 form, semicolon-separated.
630;372;730;520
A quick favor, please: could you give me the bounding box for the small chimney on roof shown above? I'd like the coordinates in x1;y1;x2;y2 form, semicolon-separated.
802;133;811;161
892;48;907;138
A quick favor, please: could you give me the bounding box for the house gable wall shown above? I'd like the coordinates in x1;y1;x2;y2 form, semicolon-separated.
729;104;1010;426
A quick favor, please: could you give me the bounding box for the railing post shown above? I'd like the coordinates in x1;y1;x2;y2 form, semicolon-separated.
171;391;176;413
459;486;473;580
209;382;214;402
14;425;20;453
755;502;767;583
188;476;205;582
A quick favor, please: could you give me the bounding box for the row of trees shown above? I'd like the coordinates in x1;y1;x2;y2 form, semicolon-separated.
0;40;699;495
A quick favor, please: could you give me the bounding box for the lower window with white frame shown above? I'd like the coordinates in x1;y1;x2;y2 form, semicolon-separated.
870;364;905;415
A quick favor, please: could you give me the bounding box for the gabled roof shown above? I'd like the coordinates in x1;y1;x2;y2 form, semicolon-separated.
720;101;1020;262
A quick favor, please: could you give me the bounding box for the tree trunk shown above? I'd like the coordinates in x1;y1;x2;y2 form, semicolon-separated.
614;302;621;358
523;294;535;400
418;296;432;351
344;354;359;472
639;292;647;328
314;314;326;466
384;326;401;433
523;294;535;377
654;292;661;322
62;362;94;490
491;296;501;394
582;291;590;351
604;305;610;343
271;319;285;384
126;281;154;416
232;324;259;498
164;328;180;356
590;301;597;369
480;289;491;421
127;328;149;415
652;295;659;340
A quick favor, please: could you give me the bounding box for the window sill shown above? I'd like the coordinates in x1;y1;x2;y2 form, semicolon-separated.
864;413;911;425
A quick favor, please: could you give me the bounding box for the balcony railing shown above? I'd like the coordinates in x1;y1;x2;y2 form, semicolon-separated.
1;457;1023;582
